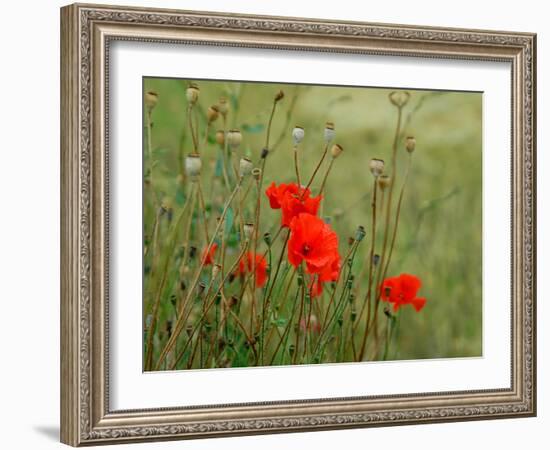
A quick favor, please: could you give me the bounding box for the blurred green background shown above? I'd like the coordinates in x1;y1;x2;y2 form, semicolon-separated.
144;77;482;360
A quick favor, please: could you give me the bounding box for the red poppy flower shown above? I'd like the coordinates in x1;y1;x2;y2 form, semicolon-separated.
201;243;218;265
288;213;340;278
380;273;427;312
308;255;341;298
235;251;268;288
265;182;322;227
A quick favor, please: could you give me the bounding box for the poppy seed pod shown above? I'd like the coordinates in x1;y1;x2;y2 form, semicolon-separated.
243;222;254;240
211;263;221;279
405;136;416;153
215;130;225;146
186;83;200;105
369;158;385;177
330;143;343;159
252;167;262;181
226;129;242;148
217;96;229;116
355;225;366;242
144;91;158;112
292;126;305;146
239;157;253;177
377;174;391;191
185;153;202;179
274;90;285;102
207;105;220;123
324;121;335;143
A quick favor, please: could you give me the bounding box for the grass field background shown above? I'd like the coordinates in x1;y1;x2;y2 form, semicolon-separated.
143;77;482;363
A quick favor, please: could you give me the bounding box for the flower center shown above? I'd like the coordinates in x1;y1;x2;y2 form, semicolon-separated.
302;244;311;255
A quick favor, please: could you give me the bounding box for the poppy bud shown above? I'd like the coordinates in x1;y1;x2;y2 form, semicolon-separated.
239;157;253;177
189;246;197;259
207;105;220;123
355;225;366;242
217;96;229;116
261;147;269;159
330;143;343;159
252;167;262;181
215;130;225;146
186;83;200;105
337;315;343;327
226;129;242;148
324;121;335;143
405;136;416;153
263;232;272;246
170;294;177;307
377;174;391;191
185;153;202;179
180;279;187;291
244;222;254;240
292;126;305;146
350;308;357;322
274;90;285;102
373;254;380;266
289;344;296;356
144;91;158;112
384;307;393;318
369;158;385;177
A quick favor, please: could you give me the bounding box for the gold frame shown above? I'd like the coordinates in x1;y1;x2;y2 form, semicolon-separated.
60;3;536;446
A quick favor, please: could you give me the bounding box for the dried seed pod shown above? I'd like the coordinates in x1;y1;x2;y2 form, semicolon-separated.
239;157;253;177
211;264;221;279
215;130;225;146
330;143;343;159
207;105;220;123
226;129;242;148
324;121;335;143
186;83;200;105
244;222;254;240
377;175;391;191
292;126;305;145
185;153;202;179
217;96;229;116
252;167;262;181
144;91;158;112
405;136;416;153
369;158;385;177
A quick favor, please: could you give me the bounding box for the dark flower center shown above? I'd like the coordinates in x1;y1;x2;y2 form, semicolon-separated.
302;244;311;255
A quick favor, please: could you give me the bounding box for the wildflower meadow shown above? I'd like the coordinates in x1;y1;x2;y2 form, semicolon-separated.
142;78;482;371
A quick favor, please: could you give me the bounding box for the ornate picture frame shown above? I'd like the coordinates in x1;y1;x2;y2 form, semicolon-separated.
60;3;536;446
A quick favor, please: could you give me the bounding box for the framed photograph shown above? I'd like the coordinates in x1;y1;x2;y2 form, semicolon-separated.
60;3;536;446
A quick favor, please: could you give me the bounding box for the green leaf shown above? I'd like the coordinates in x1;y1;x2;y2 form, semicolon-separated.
214;155;223;178
242;123;265;133
175;185;186;206
271;317;287;327
224;207;234;236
